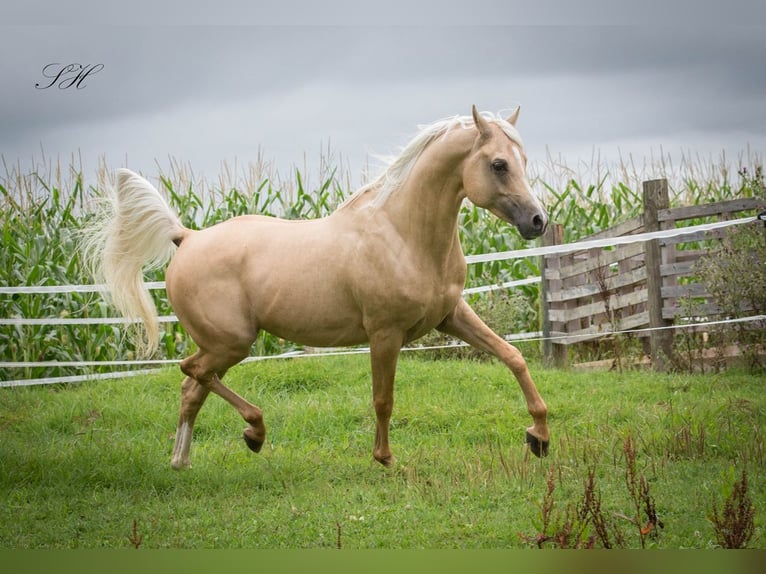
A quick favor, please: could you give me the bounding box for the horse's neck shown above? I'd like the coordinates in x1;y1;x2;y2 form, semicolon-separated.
378;138;468;262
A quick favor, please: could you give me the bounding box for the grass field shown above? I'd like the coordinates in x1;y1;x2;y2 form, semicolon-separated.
1;354;763;549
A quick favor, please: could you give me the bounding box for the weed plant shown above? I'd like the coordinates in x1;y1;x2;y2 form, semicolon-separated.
708;467;756;549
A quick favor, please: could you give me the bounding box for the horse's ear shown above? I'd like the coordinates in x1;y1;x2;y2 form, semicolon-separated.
506;106;520;126
472;105;492;138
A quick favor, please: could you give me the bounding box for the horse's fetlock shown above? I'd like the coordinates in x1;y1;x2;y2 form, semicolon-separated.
528;399;548;421
246;407;264;427
372;398;393;418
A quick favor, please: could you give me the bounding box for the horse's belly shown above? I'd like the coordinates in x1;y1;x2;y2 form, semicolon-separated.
254;284;368;348
268;322;369;348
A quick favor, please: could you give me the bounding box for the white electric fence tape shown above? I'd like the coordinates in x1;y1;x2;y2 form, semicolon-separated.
464;215;756;264
0;281;166;296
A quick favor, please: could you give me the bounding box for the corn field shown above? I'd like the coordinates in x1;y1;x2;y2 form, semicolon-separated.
1;148;762;381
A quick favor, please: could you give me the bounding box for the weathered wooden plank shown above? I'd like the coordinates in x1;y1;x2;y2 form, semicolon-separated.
548;288;648;323
660;252;722;275
546;267;647;303
556;242;646;281
660;226;730;246
584;215;645;240
572;345;759;372
572;356;652;371
662;301;755;319
672;249;710;263
660;261;697;277
658;197;763;222
554;311;650;345
661;283;710;298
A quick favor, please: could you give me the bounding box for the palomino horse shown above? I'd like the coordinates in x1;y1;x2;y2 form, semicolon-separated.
84;106;549;469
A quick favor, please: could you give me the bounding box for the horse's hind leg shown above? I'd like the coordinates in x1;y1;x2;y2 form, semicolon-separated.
205;372;266;453
171;377;210;470
175;347;267;467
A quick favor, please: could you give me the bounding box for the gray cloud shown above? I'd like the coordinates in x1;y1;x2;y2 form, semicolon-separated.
1;23;764;190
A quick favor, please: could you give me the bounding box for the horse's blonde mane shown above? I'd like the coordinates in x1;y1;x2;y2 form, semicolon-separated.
340;110;523;209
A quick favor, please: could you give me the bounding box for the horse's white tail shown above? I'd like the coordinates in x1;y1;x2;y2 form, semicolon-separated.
82;169;187;357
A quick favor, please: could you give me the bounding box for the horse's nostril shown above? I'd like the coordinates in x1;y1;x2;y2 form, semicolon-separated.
532;214;544;230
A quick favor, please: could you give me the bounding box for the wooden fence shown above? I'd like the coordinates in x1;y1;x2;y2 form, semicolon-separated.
540;179;763;370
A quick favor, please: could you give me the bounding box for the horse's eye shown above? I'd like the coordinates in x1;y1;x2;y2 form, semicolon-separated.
491;159;508;173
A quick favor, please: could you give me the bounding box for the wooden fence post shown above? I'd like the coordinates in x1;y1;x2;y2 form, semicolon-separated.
541;223;567;368
642;179;674;370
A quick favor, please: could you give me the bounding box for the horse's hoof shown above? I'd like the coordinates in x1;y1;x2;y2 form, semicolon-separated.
377;457;396;468
243;427;264;453
374;452;397;467
526;431;549;458
170;458;191;471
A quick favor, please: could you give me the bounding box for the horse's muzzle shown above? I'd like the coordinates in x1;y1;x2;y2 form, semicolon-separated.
489;197;548;240
518;210;548;240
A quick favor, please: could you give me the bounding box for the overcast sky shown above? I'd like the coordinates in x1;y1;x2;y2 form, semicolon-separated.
3;2;766;195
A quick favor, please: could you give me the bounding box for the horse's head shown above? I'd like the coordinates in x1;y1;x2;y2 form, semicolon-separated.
462;106;548;240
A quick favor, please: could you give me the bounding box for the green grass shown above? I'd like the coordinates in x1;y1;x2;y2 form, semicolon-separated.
1;354;763;548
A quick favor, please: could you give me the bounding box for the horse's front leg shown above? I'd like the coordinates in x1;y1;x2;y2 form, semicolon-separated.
369;330;405;466
438;298;550;457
